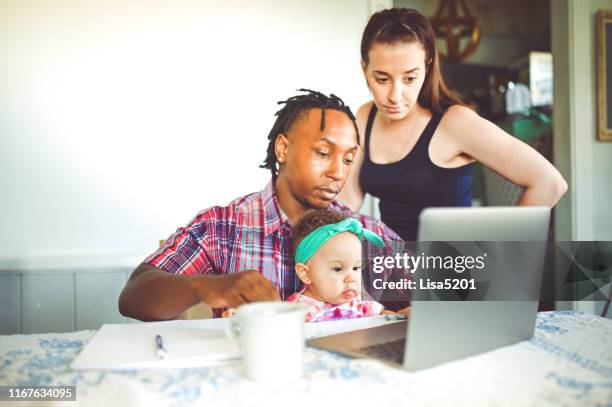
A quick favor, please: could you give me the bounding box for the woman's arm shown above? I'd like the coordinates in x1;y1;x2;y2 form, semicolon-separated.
443;106;567;207
337;102;371;212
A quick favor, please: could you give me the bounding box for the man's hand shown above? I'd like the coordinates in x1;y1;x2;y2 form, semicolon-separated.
190;270;281;308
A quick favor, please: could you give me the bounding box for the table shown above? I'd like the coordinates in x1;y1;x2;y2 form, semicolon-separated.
1;311;611;406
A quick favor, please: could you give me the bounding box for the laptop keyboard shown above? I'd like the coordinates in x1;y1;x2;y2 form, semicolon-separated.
351;338;406;365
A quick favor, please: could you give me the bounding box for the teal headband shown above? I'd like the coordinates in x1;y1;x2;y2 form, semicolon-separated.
295;218;385;264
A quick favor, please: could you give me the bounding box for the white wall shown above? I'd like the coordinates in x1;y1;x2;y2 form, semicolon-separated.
0;0;371;263
552;0;612;316
552;0;612;242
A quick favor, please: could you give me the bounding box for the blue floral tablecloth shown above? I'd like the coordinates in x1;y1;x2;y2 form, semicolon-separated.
0;311;611;407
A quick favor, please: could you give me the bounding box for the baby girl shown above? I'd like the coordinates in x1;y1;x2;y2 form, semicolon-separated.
287;209;409;322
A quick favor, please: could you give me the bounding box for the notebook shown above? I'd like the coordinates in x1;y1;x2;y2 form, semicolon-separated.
71;318;240;370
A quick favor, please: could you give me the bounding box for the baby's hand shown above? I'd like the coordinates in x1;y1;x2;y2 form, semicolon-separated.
380;306;411;316
397;306;411;316
221;308;236;318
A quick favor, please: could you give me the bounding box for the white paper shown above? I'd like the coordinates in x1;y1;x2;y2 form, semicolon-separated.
71;319;240;370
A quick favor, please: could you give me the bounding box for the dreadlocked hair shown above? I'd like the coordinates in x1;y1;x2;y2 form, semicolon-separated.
260;88;359;178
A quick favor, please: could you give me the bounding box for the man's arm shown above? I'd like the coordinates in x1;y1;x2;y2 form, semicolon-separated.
118;263;281;321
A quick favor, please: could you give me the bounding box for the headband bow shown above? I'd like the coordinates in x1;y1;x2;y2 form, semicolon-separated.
295;218;385;264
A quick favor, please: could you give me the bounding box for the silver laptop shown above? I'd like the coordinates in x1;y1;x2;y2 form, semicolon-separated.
307;206;550;371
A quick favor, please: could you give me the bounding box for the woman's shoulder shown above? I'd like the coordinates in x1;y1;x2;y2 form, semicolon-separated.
356;100;375;117
439;104;482;138
355;101;376;143
356;101;376;122
443;104;478;121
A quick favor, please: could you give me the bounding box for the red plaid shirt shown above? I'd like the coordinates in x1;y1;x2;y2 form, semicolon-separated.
144;180;403;317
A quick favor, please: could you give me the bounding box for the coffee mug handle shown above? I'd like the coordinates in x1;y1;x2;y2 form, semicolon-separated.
226;317;241;342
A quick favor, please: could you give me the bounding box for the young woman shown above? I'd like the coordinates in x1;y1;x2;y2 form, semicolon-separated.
339;8;567;241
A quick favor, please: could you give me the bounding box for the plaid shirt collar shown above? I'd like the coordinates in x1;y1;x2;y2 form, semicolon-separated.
260;179;346;237
261;179;289;237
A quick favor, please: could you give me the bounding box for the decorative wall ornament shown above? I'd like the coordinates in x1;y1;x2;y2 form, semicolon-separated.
430;0;481;61
597;10;612;141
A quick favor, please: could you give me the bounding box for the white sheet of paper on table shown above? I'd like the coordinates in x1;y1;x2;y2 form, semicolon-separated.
71;318;240;370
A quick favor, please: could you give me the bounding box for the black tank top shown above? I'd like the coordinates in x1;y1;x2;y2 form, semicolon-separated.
359;104;474;241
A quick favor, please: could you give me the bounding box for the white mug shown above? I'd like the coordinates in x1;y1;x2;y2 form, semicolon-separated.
228;302;307;383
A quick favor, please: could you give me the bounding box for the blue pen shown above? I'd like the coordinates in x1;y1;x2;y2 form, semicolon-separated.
155;334;167;359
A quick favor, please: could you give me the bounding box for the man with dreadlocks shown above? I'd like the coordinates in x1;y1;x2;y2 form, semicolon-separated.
119;89;403;321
